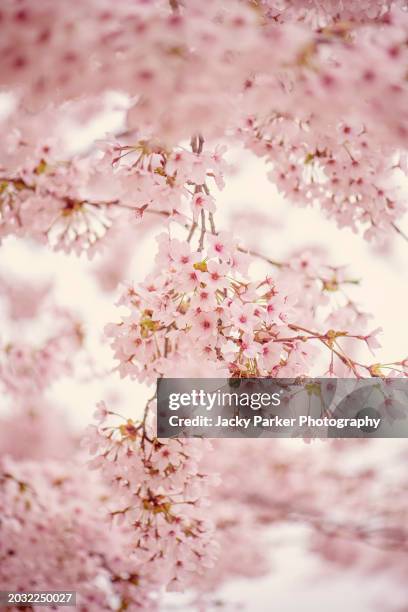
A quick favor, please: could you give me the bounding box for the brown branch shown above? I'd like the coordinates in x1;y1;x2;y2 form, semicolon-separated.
239;246;284;268
187;222;197;243
209;212;216;235
392;222;408;244
198;209;206;252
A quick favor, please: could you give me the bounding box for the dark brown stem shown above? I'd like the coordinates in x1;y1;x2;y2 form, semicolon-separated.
209;212;216;235
198;209;206;252
392;222;408;244
190;134;204;155
187;222;197;243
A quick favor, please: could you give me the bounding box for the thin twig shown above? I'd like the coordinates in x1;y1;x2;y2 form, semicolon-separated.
190;134;204;155
187;222;197;243
209;212;216;235
392;222;408;244
238;246;284;268
198;209;206;252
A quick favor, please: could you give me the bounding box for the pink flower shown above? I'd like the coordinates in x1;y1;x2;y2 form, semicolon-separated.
258;340;283;371
93;401;110;424
177;266;204;292
229;302;258;333
205;260;229;291
169;239;199;267
190;312;218;338
191;193;216;220
207;232;235;261
364;327;383;355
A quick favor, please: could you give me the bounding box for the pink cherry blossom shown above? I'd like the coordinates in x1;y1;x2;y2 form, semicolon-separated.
0;3;407;609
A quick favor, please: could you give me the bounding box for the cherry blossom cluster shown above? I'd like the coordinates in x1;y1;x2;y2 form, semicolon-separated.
107;226;404;383
0;308;84;396
0;156;114;254
83;400;219;593
0;149;142;255
1;0;407;145
0;1;408;241
0;136;226;254
0;1;408;609
0;280;160;610
0;271;406;608
258;0;407;25
0;456;161;611
242;114;408;241
2;408;407;609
